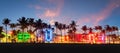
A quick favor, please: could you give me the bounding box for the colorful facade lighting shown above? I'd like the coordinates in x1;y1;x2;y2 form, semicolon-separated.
44;28;53;42
17;32;30;42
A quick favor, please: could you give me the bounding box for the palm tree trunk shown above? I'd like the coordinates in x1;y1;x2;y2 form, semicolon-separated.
29;26;32;43
73;32;75;43
30;26;31;31
26;27;28;32
61;30;62;43
56;28;57;35
6;25;7;43
22;29;25;43
22;28;24;32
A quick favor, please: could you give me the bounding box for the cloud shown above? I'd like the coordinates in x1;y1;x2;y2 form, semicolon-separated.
34;5;41;10
29;0;120;27
77;0;120;27
28;4;42;10
30;0;64;18
44;0;64;18
43;9;58;17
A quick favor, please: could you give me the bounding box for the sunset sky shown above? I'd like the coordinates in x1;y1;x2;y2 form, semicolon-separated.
0;0;120;32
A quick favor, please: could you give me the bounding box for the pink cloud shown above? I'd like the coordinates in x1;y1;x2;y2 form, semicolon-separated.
28;4;42;10
34;5;41;10
34;0;64;18
44;9;58;17
77;0;120;27
29;0;120;27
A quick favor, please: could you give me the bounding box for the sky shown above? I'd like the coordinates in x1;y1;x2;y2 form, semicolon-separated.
0;0;120;32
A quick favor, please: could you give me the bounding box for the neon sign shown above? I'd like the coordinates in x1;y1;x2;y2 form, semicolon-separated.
43;28;53;42
1;32;10;37
17;32;30;42
95;33;105;44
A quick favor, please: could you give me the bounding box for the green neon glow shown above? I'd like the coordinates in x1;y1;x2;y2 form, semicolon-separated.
17;32;30;42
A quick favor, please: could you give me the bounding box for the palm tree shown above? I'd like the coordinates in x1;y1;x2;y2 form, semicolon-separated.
105;25;112;35
55;22;66;43
115;26;119;35
105;25;115;43
0;26;3;35
9;23;17;30
94;25;102;33
94;25;106;43
81;25;88;34
68;29;73;42
105;26;119;44
28;18;34;33
57;23;63;42
17;17;28;32
33;19;43;43
97;26;105;43
111;26;119;44
70;21;76;28
9;23;17;43
109;34;117;44
48;24;51;29
88;27;93;33
111;26;115;34
62;24;67;36
27;18;35;42
101;29;106;43
0;26;5;43
72;27;77;42
33;19;43;32
69;20;77;31
42;22;48;29
55;22;59;35
2;18;11;43
69;20;77;42
105;25;110;43
88;27;94;43
98;26;102;31
111;26;118;35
